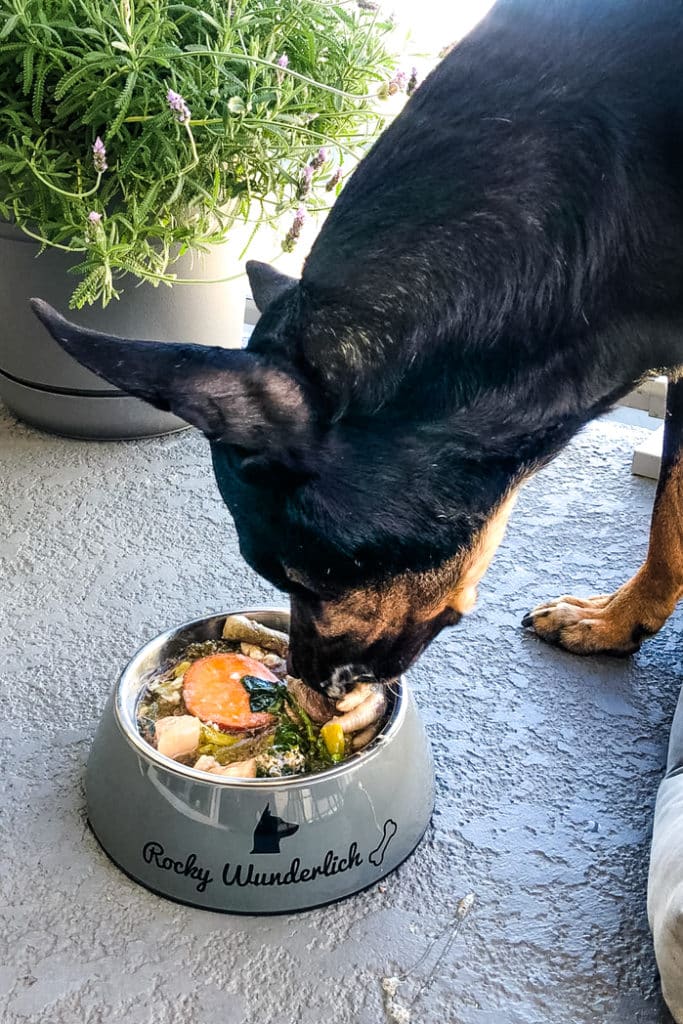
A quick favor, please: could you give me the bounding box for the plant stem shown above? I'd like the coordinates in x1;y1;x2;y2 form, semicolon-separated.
131;248;286;286
164;49;381;101
14;222;86;252
29;161;103;200
183;121;199;168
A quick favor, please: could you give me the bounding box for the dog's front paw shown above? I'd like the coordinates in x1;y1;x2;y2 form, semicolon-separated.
521;585;663;655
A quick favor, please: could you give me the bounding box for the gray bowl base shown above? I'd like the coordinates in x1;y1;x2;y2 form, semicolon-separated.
87;814;431;916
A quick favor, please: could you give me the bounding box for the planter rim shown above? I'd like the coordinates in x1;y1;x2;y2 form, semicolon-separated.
0;365;121;397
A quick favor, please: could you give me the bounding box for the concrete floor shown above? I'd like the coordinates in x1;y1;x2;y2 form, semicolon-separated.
0;403;680;1024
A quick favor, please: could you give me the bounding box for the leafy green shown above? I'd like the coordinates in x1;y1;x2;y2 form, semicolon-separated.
242;674;332;769
272;718;304;752
0;0;399;306
242;674;284;714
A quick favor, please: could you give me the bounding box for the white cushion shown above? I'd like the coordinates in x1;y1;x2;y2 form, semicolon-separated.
649;770;683;1020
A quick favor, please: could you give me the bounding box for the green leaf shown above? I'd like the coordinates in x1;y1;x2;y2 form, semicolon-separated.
0;14;19;40
242;675;284;713
273;719;305;752
108;70;138;136
168;4;221;32
54;64;89;102
69;267;106;309
22;46;34;95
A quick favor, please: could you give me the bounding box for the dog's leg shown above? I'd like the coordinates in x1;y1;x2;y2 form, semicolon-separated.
523;376;683;655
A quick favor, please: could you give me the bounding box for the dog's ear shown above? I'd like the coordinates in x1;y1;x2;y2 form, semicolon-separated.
246;261;297;312
30;299;317;470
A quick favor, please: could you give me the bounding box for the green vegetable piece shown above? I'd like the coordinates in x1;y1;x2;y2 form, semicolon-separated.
242;675;284;714
200;725;239;747
273;719;305;752
284;693;319;749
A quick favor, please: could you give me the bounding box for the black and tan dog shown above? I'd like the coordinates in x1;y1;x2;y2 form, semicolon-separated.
32;0;683;692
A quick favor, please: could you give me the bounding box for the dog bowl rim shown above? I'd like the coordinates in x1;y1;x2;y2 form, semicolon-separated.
113;607;407;790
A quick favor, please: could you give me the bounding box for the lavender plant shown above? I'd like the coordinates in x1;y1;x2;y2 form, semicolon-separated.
0;0;400;306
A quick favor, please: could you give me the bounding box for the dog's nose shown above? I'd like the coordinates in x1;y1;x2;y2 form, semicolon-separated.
322;665;354;698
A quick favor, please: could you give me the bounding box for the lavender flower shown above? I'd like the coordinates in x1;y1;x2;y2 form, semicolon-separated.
282;206;306;252
325;168;343;192
357;0;379;9
387;70;407;96
276;53;289;85
86;209;104;242
407;67;418;96
92;137;107;173
310;147;327;170
297;162;314;198
167;88;191;124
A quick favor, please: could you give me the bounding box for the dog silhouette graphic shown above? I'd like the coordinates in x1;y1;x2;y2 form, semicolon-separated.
251;804;299;854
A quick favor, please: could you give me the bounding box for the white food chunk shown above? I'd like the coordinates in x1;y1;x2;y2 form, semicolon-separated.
155;715;201;760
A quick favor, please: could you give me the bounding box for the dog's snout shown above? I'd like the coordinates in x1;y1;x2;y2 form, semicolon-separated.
322;664;375;698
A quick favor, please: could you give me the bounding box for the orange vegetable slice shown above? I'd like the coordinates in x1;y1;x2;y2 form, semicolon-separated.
182;653;278;731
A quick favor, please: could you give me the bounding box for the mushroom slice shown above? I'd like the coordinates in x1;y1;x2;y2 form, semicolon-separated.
262;653;287;673
240;642;267;660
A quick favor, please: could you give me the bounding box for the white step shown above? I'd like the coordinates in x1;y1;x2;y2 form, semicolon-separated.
631;425;664;480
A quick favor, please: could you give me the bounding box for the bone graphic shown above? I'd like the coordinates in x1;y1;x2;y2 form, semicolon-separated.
369;818;398;867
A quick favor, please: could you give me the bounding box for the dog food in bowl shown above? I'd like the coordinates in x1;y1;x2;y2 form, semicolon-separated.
137;614;389;779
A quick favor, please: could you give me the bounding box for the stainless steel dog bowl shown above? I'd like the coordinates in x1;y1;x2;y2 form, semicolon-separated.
86;609;435;913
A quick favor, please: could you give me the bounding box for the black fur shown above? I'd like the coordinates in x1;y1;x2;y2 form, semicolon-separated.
32;0;683;686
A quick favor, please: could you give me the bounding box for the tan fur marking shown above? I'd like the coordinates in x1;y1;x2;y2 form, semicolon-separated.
315;487;521;642
440;490;519;617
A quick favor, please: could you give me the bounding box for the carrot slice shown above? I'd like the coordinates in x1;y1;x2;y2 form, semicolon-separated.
182;653;278;731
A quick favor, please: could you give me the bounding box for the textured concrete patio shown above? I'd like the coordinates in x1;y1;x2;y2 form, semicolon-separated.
0;403;679;1023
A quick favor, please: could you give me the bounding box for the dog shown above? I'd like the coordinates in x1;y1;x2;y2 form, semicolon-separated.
31;0;683;694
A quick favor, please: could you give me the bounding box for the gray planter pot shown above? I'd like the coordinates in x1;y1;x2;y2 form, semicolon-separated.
0;222;247;439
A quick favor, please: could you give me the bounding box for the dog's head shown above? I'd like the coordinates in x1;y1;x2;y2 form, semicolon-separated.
31;263;518;689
